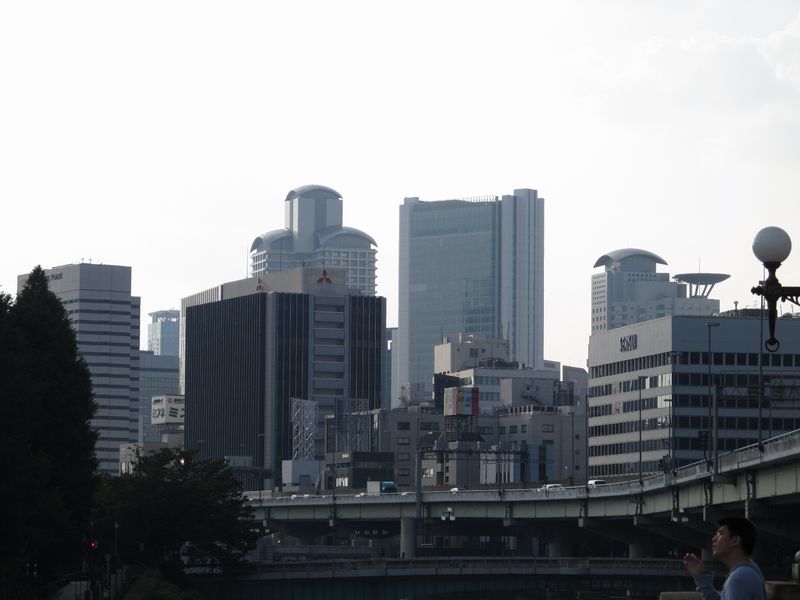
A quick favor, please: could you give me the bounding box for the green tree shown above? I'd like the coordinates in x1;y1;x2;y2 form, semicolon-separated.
95;448;257;570
0;267;98;598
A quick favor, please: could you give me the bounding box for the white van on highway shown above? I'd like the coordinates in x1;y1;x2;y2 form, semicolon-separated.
587;479;608;487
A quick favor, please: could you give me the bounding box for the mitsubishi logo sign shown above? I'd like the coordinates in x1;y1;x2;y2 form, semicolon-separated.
317;269;332;284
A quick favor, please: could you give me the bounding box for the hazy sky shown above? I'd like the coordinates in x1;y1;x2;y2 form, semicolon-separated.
2;1;799;370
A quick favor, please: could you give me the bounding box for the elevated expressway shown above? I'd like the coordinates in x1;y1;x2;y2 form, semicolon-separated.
247;430;800;560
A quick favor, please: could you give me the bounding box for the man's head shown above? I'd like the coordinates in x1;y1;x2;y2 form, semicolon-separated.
712;516;757;561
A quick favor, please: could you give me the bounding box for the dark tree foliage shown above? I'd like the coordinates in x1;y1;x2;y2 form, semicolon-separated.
0;267;98;598
94;448;257;570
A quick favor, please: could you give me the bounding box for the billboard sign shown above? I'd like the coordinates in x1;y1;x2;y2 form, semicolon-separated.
443;387;480;416
151;394;185;425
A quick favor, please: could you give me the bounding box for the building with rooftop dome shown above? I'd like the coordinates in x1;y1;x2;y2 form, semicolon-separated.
249;185;377;296
591;249;728;332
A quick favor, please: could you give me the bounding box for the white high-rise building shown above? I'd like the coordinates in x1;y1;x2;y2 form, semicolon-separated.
147;309;179;356
18;263;140;474
250;185;377;296
398;188;545;397
591;249;727;332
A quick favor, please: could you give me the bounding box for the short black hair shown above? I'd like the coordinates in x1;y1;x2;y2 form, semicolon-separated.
718;516;757;556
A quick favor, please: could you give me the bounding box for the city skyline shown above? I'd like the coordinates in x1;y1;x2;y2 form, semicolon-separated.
2;2;800;371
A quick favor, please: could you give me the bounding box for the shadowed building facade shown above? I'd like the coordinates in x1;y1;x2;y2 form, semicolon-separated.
183;267;385;489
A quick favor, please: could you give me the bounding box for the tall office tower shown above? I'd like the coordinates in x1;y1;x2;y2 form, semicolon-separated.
147;309;179;356
398;188;544;397
249;185;377;296
182;266;386;490
138;350;180;443
17;264;140;474
591;249;728;332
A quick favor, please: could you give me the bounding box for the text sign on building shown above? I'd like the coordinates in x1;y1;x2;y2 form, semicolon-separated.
151;395;185;425
619;334;638;352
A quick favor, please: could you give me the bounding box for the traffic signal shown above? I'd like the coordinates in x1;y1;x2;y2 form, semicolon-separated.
88;540;99;552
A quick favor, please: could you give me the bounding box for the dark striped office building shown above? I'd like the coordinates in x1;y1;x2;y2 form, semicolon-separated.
182;267;385;490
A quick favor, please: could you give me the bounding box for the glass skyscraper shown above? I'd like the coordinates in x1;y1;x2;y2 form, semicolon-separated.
398;189;545;400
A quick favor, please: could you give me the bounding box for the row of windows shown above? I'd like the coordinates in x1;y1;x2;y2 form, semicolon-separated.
320;250;375;259
470;376;503;385
590;370;796;399
673;415;800;431
672;393;762;409
590;416;799;439
591;351;800;379
684;351;800;368
61;298;134;306
590;373;672;398
590;437;671;457
497;424;528;434
589;416;670;437
622;397;660;413
593;380;798;410
590;352;680;378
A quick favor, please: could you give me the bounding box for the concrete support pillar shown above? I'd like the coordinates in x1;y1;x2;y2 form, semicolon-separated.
628;541;654;559
292;533;314;546
400;518;416;559
516;532;532;556
548;537;573;557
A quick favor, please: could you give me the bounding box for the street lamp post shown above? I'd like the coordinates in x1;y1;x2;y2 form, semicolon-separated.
669;351;684;470
707;322;720;473
751;226;800;352
569;411;576;486
638;375;645;485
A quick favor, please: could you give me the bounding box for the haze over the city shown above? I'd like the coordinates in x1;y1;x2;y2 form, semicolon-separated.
2;1;799;370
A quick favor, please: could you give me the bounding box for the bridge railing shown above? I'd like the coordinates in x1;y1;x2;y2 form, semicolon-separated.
249;556;687;575
717;428;800;472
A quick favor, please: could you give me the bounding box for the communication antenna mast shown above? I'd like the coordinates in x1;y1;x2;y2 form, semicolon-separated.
291;398;317;460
